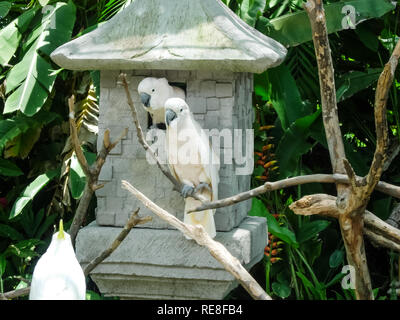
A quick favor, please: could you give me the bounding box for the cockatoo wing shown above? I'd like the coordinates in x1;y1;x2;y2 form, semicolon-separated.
193;118;219;203
166;115;217;238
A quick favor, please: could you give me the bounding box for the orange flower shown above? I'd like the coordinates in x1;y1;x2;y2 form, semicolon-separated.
259;125;275;131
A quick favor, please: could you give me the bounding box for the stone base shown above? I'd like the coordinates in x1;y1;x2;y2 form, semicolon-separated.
76;216;267;299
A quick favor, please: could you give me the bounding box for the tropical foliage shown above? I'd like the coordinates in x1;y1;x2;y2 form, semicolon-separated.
0;0;399;300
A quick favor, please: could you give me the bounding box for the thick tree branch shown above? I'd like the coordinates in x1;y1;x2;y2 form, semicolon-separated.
303;1;400;300
289;194;400;250
121;180;272;300
304;0;346;179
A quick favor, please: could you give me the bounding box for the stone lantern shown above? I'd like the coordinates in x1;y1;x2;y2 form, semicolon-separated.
51;0;287;299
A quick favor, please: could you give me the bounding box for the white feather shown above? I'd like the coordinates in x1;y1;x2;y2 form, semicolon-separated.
138;77;185;124
164;98;219;239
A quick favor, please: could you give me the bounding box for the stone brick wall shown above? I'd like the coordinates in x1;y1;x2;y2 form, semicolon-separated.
96;70;254;232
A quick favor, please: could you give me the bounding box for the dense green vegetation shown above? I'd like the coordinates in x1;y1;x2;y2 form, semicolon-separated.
0;0;399;300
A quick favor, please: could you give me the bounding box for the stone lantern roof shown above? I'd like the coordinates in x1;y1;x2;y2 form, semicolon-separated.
51;0;287;73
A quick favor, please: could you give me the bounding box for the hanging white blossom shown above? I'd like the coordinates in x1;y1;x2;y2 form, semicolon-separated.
29;220;86;300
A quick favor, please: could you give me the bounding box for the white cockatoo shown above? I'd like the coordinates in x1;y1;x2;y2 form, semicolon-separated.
29;220;86;300
164;97;219;239
138;77;186;127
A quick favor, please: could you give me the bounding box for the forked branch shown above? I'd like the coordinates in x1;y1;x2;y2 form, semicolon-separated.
68;95;128;245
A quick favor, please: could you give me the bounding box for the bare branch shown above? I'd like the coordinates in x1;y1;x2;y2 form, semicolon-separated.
288;193;339;218
383;139;400;172
0;287;30;300
304;0;346;179
364;40;400;192
364;211;400;245
386;202;400;229
68;95;128;245
121;180;272;300
290;194;400;246
84;208;152;277
364;228;400;252
343;158;359;190
68;95;90;177
303;1;400;300
189;173;400;213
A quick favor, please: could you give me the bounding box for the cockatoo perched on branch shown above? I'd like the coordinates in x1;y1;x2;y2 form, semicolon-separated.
138;77;186;128
29;220;86;300
164;97;219;239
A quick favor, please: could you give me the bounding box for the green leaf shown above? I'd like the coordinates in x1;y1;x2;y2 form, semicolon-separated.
272;281;291;298
0;2;11;19
248;198;298;247
239;0;266;27
355;23;379;52
329;249;345;269
300;238;322;266
0;224;24;241
5;239;41;259
4;127;42;159
9;169;60;219
260;0;396;47
296;271;323;299
336;68;381;102
257;65;311;130
276;110;321;178
86;290;103;300
371;197;392;221
296;271;314;289
4;2;76;115
297;220;331;243
324;272;345;288
0;254;6;277
0;158;23;176
39;0;50;6
69;150;96;199
0;7;37;66
34;213;57;239
0;111;59;155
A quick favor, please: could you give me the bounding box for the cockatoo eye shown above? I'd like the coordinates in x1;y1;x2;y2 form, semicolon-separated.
152;89;155;92
180;108;183;112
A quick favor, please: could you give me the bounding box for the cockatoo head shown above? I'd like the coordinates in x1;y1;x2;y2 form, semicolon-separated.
138;77;171;111
164;98;191;128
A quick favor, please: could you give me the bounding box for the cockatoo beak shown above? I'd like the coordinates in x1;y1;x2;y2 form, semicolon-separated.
57;219;65;240
165;109;177;126
140;93;151;107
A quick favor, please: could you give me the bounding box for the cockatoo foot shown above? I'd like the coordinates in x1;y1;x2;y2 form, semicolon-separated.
194;182;212;194
181;184;195;198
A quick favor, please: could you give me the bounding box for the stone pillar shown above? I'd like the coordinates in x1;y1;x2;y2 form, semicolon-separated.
75;70;267;299
95;70;254;232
